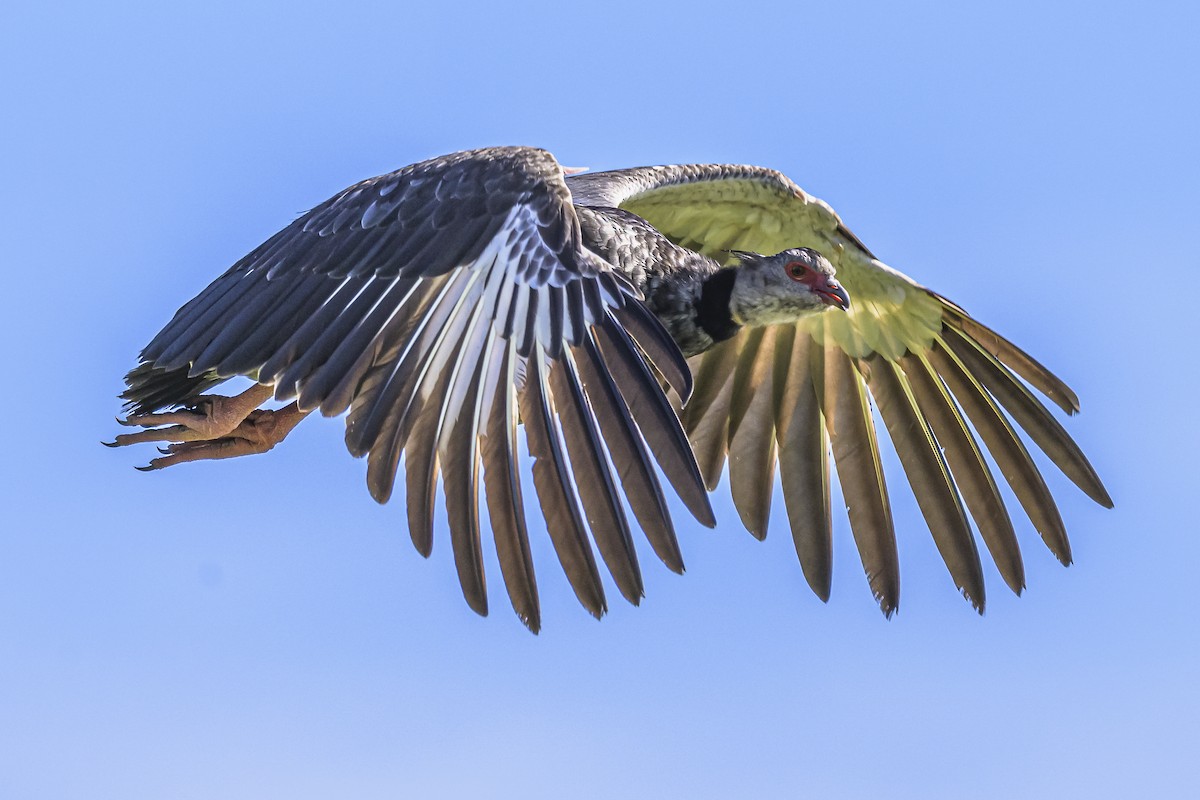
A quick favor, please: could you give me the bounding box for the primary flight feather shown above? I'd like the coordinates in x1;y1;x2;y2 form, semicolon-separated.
109;146;1111;631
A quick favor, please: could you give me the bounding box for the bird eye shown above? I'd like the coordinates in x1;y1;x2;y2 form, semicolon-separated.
785;261;809;281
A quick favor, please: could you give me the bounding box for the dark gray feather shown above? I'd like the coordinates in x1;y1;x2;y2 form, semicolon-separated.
593;317;715;528
929;342;1072;564
519;350;606;618
942;327;1112;508
549;352;643;604
862;355;984;612
480;341;540;631
574;335;683;574
900;352;1025;595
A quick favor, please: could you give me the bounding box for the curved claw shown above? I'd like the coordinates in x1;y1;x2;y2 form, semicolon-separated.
114;396;308;472
101;440;119;448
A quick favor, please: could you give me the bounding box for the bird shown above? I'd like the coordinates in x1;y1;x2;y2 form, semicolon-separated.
108;146;1112;632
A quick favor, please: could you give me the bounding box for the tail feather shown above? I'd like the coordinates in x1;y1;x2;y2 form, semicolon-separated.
120;362;227;414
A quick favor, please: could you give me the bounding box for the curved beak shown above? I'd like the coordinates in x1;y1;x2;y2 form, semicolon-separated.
818;281;851;311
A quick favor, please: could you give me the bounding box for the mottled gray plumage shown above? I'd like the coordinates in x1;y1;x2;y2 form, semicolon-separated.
114;146;1111;630
576;205;721;356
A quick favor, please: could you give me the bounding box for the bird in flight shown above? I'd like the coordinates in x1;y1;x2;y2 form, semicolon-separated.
109;146;1111;631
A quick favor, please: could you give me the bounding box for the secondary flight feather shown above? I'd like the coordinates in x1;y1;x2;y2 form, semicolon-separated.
109;146;1111;631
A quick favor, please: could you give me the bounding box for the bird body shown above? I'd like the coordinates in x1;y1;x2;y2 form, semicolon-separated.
575;205;725;356
110;146;1111;632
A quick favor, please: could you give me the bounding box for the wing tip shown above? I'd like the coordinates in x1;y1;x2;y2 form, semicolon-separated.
962;588;985;616
872;581;899;619
520;614;542;635
743;522;768;541
937;298;1082;415
808;581;831;604
465;595;489;617
1091;482;1115;509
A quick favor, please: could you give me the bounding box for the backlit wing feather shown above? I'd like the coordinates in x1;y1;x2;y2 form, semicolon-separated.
569;165;1111;615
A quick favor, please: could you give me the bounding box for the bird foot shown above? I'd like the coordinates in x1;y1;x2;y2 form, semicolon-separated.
108;383;277;447
125;403;310;471
104;383;311;470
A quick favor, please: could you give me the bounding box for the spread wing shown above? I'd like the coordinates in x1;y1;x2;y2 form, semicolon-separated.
131;147;714;632
569;165;1112;615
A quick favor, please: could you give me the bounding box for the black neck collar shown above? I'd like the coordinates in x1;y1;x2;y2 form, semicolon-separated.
695;268;741;343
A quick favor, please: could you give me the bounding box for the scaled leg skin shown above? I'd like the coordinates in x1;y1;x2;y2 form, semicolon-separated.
109;383;276;447
135;403;311;471
105;383;311;469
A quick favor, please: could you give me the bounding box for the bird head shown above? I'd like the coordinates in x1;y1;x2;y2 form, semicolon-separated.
727;248;849;327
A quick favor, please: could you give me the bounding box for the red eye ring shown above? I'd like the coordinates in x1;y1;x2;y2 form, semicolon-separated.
785;261;810;281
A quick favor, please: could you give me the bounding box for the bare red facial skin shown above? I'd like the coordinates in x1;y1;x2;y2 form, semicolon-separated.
786;261;848;309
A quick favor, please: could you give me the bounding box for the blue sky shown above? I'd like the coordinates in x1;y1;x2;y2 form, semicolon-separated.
3;2;1197;797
